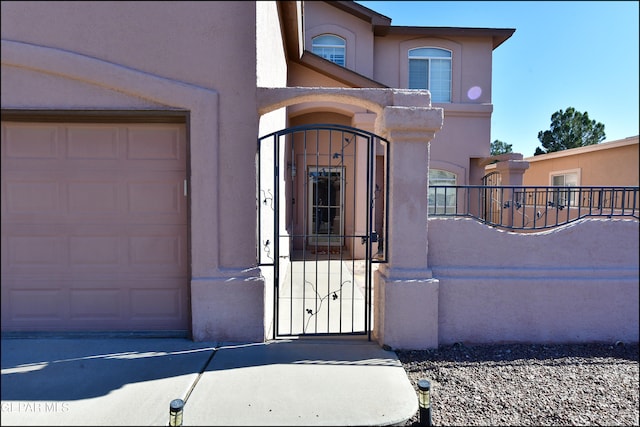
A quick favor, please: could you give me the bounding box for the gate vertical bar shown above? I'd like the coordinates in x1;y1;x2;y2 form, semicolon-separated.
273;132;280;340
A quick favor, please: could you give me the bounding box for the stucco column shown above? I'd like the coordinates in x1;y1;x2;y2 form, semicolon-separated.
373;98;444;350
494;159;530;227
494;159;529;186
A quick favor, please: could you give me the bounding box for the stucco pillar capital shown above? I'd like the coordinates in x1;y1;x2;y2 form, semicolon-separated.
351;112;376;132
391;89;432;108
493;159;530;173
494;159;530;186
375;106;443;142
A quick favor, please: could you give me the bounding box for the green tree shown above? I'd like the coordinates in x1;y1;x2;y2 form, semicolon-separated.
534;107;605;155
490;139;513;156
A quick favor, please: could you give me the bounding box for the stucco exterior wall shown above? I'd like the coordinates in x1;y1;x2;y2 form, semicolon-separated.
429;108;493;183
304;1;375;78
257;1;288;89
293;3;499;187
373;34;493;104
421;217;639;347
2;1;269;342
2;0;260;269
372;34;495;184
523;136;639;187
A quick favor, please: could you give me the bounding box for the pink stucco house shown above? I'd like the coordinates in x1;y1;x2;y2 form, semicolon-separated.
2;1;637;349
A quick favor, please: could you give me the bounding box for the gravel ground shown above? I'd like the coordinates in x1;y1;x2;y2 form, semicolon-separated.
396;342;639;426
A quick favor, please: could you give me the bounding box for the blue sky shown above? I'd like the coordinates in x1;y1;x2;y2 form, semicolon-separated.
356;1;639;156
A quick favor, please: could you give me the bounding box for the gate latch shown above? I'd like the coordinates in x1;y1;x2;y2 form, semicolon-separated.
362;231;379;244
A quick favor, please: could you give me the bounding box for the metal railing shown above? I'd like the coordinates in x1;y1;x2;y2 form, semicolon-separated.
429;185;639;231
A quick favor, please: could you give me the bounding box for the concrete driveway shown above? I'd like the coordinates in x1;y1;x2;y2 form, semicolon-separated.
1;336;417;426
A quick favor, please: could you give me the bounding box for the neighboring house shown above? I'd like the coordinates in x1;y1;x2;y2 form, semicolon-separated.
3;1;636;349
522;135;639;187
473;136;639;228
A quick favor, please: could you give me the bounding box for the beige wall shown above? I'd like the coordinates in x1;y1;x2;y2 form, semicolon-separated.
523;136;639;187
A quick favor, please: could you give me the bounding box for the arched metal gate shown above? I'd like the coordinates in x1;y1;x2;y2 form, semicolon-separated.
257;124;388;340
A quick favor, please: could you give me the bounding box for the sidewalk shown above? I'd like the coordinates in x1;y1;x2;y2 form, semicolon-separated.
1;336;418;426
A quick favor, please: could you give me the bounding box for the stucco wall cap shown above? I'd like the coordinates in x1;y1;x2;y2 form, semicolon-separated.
378;105;444;134
392;89;431;108
494;159;530;172
257;87;437;116
478;153;524;167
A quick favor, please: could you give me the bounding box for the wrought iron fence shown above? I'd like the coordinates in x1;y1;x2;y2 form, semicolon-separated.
429;185;639;231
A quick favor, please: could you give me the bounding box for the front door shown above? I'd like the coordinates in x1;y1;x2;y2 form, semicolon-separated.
308;166;344;248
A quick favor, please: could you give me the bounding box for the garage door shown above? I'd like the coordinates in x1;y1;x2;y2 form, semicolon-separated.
1;120;189;333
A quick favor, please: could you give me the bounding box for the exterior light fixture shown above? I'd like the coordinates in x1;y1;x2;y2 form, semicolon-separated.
169;398;184;426
418;379;432;426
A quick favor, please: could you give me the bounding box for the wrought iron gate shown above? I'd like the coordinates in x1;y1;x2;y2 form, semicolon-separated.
257;124;388;339
481;170;502;224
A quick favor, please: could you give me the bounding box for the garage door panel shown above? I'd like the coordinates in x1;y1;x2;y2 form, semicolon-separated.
4;227;187;275
6;235;65;269
68;181;119;213
66;126;120;160
9;290;64;320
69;235;121;266
127;127;182;160
4;124;59;159
4;278;189;330
127;180;184;216
5;180;60;214
130;287;185;320
1;121;189;332
4;174;186;210
128;234;186;272
69;289;122;319
4;178;185;222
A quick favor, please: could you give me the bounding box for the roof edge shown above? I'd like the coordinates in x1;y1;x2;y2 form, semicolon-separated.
324;1;392;35
386;26;516;50
297;50;388;88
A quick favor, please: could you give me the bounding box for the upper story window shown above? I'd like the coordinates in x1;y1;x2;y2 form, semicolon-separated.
408;47;452;103
312;34;346;67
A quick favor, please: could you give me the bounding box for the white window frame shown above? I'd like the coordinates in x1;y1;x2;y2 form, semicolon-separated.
312;34;346;67
408;47;452;103
549;168;581;207
428;169;457;214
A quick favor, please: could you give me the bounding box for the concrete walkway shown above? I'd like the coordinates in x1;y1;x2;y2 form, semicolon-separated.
1;336;418;426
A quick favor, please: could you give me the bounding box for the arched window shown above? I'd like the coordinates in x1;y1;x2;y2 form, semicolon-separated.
428;169;456;214
409;47;452;103
312;34;346;67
